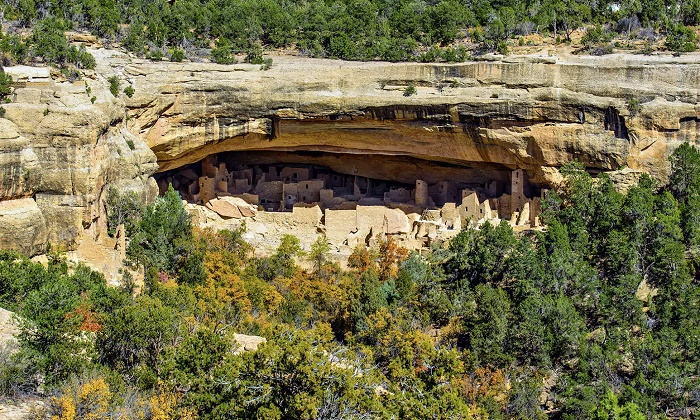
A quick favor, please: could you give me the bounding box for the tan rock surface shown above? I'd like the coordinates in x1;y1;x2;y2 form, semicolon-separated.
0;64;158;255
0;307;19;347
233;333;266;354
0;198;48;255
219;196;257;217
92;50;700;188
4;49;700;255
206;198;242;219
0;400;45;420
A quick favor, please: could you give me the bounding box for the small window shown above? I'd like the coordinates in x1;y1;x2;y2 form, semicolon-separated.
480;209;483;214
306;185;309;189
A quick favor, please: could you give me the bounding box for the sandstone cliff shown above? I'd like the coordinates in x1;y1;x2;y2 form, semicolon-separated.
2;49;700;253
100;50;700;187
0;65;158;255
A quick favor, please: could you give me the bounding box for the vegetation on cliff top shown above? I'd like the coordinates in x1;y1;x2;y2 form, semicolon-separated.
2;145;700;417
0;0;698;65
0;17;95;72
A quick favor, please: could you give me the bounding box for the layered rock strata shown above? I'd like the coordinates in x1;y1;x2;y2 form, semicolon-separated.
0;65;158;255
103;51;700;187
2;50;700;253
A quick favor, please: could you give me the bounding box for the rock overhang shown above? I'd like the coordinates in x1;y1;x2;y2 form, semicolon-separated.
1;50;700;253
111;52;700;189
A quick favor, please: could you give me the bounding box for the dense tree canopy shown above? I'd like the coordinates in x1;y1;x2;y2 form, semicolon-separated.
0;0;698;65
3;144;700;417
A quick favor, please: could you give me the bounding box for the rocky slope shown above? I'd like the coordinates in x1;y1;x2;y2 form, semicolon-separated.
2;49;700;253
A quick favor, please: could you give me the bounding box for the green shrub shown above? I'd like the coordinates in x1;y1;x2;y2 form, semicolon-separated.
123;85;134;98
261;57;273;70
79;48;96;69
68;45;95;69
108;76;120;97
627;97;642;117
10;18;94;70
418;46;440;62
403;83;417;97
666;24;697;53
0;343;39;398
170;48;185;62
581;25;614;48
29;18;71;66
146;48;164;61
105;186;142;237
497;40;509;55
0;34;28;64
60;66;80;81
211;38;235;64
122;23;146;55
0;70;12;99
126;184;192;274
245;42;264;64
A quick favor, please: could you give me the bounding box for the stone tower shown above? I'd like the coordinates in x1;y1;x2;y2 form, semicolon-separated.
511;169;525;213
415;180;429;208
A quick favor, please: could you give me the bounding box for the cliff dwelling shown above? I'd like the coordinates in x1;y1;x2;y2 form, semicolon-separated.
155;151;544;252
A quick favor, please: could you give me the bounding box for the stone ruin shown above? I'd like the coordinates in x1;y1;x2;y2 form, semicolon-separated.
156;154;543;252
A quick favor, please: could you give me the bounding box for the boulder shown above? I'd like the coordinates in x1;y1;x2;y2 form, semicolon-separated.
0;307;19;348
384;208;411;234
233;333;266;354
0;198;48;255
220;196;257;217
206;198;242;219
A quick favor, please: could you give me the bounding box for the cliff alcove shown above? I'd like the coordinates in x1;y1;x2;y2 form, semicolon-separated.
154;150;542;209
154;150;544;252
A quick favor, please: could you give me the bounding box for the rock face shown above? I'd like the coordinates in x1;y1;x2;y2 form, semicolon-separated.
2;49;700;253
233;333;266;354
0;65;158;255
0;307;19;347
109;51;700;188
0;198;47;255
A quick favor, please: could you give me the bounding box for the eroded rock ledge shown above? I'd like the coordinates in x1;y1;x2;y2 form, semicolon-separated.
107;51;700;188
2;50;700;254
